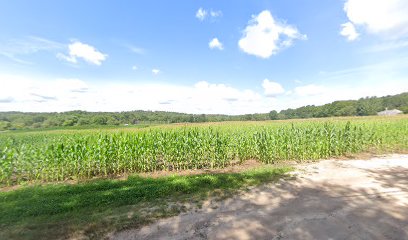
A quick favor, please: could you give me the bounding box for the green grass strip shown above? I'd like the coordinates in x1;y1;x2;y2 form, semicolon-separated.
0;166;292;240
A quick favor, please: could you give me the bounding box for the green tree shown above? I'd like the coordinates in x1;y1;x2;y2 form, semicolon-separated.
269;110;279;120
92;116;108;125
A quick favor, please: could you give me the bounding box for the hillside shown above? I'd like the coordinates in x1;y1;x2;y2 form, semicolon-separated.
0;92;407;130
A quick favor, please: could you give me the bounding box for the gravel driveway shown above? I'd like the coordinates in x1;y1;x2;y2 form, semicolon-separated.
112;154;408;240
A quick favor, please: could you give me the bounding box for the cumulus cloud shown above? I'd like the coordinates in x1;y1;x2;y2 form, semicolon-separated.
342;0;408;40
340;22;359;41
238;10;306;58
196;8;207;21
152;69;160;75
262;79;285;97
209;38;223;50
0;37;109;66
58;41;107;65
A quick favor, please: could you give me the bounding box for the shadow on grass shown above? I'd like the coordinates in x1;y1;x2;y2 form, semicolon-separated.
0;166;292;240
115;159;408;239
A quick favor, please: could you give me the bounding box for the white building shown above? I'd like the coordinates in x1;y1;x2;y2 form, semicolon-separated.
377;108;403;116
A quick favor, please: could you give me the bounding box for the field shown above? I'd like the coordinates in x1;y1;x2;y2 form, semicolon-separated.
1;115;408;239
1;115;407;186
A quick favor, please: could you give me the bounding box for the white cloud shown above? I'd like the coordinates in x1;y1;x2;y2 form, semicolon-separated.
0;75;90;107
1;73;407;114
209;38;223;50
0;75;268;114
58;41;107;65
343;0;408;39
294;84;326;97
238;10;306;59
340;22;359;41
210;10;222;18
132;65;138;70
129;46;145;54
0;36;63;64
152;69;160;75
128;46;144;54
55;79;89;93
2;56;408;115
262;79;285;97
276;80;408;110
196;8;222;21
196;8;207;21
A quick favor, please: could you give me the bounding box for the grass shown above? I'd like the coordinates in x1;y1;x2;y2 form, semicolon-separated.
0;165;292;240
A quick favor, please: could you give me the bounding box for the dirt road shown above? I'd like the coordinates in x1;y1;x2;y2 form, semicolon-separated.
112;154;408;240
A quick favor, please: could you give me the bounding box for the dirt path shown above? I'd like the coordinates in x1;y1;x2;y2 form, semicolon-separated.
112;154;408;240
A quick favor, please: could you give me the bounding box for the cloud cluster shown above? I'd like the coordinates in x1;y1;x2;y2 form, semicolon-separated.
195;7;222;21
1;73;407;114
0;75;267;114
238;10;306;58
341;0;408;41
58;41;107;65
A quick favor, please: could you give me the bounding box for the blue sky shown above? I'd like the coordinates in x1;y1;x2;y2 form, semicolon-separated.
0;0;408;114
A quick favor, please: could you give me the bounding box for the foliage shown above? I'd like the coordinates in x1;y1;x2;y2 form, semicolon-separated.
0;92;406;130
278;92;407;119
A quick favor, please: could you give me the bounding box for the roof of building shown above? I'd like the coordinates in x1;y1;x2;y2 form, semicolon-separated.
377;109;403;115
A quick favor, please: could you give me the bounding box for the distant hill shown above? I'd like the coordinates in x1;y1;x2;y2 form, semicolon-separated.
271;92;408;120
0;92;407;130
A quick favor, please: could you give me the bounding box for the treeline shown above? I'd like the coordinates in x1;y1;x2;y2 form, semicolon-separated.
270;92;408;120
0;110;270;130
0;92;406;130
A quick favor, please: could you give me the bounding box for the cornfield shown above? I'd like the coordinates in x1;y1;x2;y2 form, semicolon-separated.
1;117;407;185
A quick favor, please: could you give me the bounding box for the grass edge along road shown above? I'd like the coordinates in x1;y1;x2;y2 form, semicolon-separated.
0;165;292;240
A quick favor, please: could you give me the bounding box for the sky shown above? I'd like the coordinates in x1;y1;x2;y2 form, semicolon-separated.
0;0;408;115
